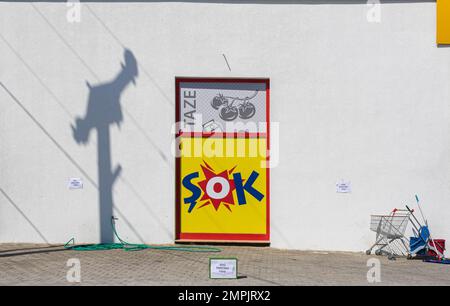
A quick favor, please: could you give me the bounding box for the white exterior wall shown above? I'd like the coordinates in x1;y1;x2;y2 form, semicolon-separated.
1;1;449;251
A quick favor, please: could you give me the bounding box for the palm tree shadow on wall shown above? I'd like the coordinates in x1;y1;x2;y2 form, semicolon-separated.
71;49;139;243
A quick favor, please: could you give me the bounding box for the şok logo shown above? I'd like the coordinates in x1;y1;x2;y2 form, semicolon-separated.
182;161;264;213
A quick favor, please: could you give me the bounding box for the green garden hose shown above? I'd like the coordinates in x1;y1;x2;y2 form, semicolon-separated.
64;218;221;253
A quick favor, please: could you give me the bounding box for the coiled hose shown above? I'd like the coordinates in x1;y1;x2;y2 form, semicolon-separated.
64;217;221;253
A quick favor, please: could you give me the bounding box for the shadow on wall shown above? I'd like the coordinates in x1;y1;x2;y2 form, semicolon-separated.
71;49;139;243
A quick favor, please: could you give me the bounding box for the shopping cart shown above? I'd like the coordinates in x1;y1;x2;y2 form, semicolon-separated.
366;209;411;260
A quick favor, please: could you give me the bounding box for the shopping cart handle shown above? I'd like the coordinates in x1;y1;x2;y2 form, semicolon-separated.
405;205;414;213
415;195;419;202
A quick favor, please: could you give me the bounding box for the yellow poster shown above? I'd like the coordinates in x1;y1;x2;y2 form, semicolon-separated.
180;137;268;236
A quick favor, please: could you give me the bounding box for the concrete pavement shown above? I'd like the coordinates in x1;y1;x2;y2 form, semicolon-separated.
0;243;449;286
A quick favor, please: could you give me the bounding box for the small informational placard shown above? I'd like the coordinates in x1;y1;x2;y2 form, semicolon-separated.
68;178;83;189
336;181;351;193
209;258;238;279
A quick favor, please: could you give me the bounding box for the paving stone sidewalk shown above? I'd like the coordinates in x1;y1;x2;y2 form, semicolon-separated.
0;244;449;286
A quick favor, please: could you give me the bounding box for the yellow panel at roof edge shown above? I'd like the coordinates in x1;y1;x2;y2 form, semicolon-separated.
437;0;450;45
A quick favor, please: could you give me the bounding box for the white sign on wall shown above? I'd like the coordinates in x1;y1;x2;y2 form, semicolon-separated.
209;258;238;279
336;181;351;193
68;178;83;189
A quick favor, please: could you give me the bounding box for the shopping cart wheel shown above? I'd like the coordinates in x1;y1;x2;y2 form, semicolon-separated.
407;254;413;260
388;255;396;261
365;250;371;255
375;250;382;256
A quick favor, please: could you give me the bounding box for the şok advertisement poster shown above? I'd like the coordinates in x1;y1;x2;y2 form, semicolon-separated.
175;78;270;243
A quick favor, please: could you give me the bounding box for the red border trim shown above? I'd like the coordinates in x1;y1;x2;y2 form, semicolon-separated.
175;79;181;239
178;132;267;138
179;233;270;241
177;77;269;84
175;77;270;243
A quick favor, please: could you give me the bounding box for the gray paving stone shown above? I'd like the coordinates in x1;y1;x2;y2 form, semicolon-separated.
0;243;449;285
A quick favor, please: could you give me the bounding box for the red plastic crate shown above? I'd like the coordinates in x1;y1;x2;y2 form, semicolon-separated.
428;239;446;257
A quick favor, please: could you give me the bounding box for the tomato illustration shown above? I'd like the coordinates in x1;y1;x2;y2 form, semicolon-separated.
238;102;256;119
211;91;258;121
211;95;228;110
219;105;239;121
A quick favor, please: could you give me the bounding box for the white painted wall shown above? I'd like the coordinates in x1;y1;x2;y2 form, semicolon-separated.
1;1;449;251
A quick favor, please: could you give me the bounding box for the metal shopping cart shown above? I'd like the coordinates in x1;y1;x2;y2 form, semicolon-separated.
366;209;411;260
